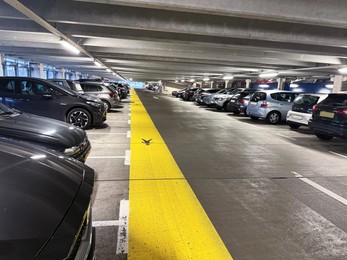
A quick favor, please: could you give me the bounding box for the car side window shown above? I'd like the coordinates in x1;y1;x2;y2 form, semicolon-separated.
0;79;16;93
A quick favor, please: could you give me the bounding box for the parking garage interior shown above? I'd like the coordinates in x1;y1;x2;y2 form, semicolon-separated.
1;1;347;259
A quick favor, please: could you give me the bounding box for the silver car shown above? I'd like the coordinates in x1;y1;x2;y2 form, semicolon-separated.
79;82;119;111
247;90;299;124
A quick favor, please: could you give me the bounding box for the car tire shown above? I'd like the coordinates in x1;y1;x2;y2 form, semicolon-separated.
267;111;281;124
250;116;259;120
315;132;334;141
102;100;111;112
67;108;92;130
288;123;300;129
223;102;229;111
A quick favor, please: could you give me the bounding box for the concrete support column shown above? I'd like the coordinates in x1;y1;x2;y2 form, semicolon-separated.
61;68;66;79
39;63;44;79
210;81;214;88
224;80;229;88
277;77;286;90
245;79;251;89
0;54;4;76
333;75;343;93
75;71;79;80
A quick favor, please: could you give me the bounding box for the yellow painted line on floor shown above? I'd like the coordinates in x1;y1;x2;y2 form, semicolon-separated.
128;89;232;260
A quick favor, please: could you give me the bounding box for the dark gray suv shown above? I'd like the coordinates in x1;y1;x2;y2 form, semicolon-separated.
0;77;107;129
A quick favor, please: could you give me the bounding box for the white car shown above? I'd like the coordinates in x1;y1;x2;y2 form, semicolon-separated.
286;93;328;129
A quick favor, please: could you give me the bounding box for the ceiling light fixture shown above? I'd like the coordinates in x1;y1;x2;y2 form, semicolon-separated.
175;80;178;83
338;67;347;74
223;75;234;80
94;60;102;67
106;68;111;72
259;72;279;78
181;79;185;82
59;39;80;54
189;79;195;82
203;77;210;81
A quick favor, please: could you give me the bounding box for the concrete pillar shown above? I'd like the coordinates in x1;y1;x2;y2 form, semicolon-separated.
277;77;286;90
75;71;79;80
0;54;4;76
210;81;214;88
224;80;229;88
39;63;44;79
245;79;251;89
333;75;343;93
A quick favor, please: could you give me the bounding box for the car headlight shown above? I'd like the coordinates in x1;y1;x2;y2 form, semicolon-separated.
86;101;102;108
64;146;81;156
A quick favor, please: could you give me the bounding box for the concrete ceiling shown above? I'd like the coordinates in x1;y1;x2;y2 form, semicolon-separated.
1;0;347;82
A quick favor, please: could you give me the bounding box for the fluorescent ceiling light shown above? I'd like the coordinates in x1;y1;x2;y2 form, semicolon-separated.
223;75;234;80
112;72;116;75
290;84;299;88
175;80;178;83
59;40;80;54
129;78;133;81
94;60;102;67
325;84;333;89
259;84;269;88
203;77;210;81
106;68;111;72
338;67;347;74
181;79;185;82
259;72;278;78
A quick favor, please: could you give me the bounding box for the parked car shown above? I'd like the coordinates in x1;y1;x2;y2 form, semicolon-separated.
49;79;84;94
247;90;299;124
214;88;243;110
308;93;347;140
286;93;328;129
175;87;189;98
195;88;221;104
203;88;228;106
0;77;106;129
0;102;91;162
171;90;178;96
79;81;120;111
181;87;199;101
0;137;95;259
226;89;257;114
109;83;128;100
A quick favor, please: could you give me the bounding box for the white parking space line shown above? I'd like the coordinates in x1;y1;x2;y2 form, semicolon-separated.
92;220;122;227
116;200;129;255
88;156;126;159
292;172;347;206
129;113;131;117
329;151;347;159
127;131;131;138
277;133;296;141
124;150;131;165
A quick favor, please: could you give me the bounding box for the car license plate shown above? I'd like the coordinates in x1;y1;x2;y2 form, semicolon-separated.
319;111;334;118
250;102;257;105
292;115;303;120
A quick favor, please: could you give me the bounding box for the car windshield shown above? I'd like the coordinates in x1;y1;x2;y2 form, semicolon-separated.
0;103;15;115
293;95;320;106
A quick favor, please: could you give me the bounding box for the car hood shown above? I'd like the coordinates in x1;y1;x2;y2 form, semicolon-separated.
0;138;88;259
0;113;86;151
79;93;103;103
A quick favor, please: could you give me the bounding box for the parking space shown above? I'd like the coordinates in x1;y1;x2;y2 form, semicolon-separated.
86;100;131;259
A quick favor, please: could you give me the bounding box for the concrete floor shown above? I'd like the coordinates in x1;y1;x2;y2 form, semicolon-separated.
87;90;347;259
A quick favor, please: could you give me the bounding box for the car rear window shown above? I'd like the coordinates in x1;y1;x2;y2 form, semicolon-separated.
270;93;295;102
293;95;320;106
250;92;266;102
319;94;347;106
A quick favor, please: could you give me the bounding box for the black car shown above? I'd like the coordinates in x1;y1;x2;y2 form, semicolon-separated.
309;93;347;140
226;89;257;114
0;102;91;162
0;137;95;259
0;77;106;129
181;87;199;101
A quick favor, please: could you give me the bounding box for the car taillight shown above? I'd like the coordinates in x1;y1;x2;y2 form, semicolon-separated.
337;108;347;115
109;93;115;98
239;99;245;104
312;105;319;111
260;102;267;107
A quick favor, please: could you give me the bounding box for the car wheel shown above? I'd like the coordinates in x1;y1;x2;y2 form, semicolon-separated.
67;108;92;130
288;123;300;129
250;116;259;120
233;110;240;115
102;100;111;112
223;102;229;111
267;111;281;124
315;132;334;141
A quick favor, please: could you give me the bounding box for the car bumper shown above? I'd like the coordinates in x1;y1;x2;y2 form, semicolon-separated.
93;109;107;125
308;120;347;138
286;111;311;126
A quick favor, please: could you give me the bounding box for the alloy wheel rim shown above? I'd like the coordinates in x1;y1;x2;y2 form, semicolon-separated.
69;111;89;128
